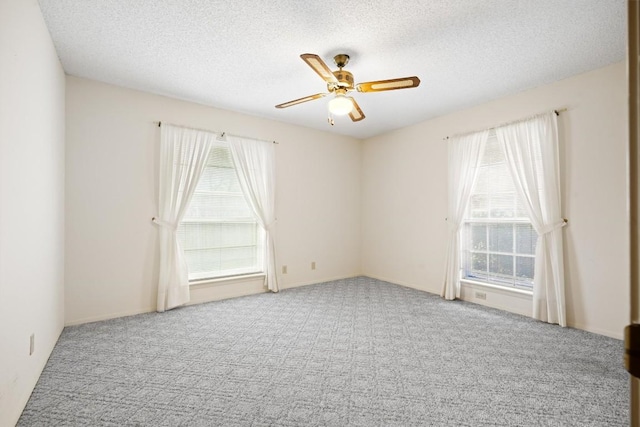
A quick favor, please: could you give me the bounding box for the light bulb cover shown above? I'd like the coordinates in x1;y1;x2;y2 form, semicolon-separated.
328;94;354;116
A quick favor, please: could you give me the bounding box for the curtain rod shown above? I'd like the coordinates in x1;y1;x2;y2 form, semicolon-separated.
442;108;567;141
156;121;278;144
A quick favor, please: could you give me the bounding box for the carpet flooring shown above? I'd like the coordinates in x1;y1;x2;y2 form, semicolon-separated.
18;276;628;426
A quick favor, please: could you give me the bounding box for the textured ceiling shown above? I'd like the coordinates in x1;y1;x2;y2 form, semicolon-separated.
38;0;626;139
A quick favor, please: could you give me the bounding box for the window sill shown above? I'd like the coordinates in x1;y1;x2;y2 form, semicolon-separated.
189;272;265;288
460;278;533;298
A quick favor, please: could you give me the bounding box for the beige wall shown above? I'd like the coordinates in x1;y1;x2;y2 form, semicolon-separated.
362;61;628;339
67;62;629;339
0;0;66;425
64;76;362;325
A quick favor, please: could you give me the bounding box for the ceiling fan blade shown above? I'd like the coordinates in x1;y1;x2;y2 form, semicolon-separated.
349;98;365;122
301;54;338;84
356;76;420;93
275;93;327;109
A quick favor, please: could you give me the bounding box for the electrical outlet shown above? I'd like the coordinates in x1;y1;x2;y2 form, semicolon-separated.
29;334;35;356
475;291;487;300
282;265;287;274
311;261;316;270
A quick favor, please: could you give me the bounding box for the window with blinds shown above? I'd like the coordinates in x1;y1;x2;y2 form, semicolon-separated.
177;143;263;281
461;132;536;290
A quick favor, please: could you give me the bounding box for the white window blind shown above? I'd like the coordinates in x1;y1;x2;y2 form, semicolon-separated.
177;142;263;281
461;132;535;290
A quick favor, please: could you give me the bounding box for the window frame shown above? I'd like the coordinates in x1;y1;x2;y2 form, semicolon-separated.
461;218;535;291
460;131;536;292
178;141;265;283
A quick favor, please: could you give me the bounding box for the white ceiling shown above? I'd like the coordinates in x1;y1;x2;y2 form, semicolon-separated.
38;0;626;139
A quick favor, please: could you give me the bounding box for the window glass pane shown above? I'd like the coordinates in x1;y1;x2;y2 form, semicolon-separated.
184;193;252;219
516;256;534;281
178;222;258;250
183;246;259;279
515;198;529;219
469;195;488;218
197;166;240;193
489;193;515;218
462;248;487;282
481;137;505;165
208;145;235;168
515;223;536;255
473;171;488;194
486;167;512;194
471;253;487;274
489;254;514;276
471;224;487;250
488;223;513;253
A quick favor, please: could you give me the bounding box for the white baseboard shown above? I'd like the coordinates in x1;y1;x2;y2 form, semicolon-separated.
361;273;439;295
279;273;362;290
364;274;531;317
64;275;362;326
459;281;533;318
187;274;364;305
568;322;623;340
10;324;64;426
187;279;267;306
63;275;623;341
65;307;155;326
362;274;622;340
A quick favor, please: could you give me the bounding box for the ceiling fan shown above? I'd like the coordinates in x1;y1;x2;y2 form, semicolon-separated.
275;53;420;125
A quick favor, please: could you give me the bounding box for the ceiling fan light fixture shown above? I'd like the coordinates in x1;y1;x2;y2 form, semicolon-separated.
328;94;353;116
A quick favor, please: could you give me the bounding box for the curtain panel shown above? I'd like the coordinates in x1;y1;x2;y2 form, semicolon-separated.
155;124;215;312
228;135;279;292
442;130;489;300
496;112;566;326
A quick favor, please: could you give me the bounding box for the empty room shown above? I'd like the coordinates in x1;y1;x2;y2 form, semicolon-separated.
1;0;634;425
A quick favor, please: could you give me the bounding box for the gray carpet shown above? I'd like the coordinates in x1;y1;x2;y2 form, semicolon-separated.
18;276;628;426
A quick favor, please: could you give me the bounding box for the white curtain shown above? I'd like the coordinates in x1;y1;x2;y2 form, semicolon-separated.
496;112;566;326
442;130;489;300
227;135;279;292
155;124;215;312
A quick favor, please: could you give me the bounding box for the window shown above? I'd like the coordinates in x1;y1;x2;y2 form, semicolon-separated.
461;132;535;290
177;142;263;281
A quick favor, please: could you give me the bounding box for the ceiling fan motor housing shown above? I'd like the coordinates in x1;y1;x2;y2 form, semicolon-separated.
327;53;354;91
330;70;354;91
